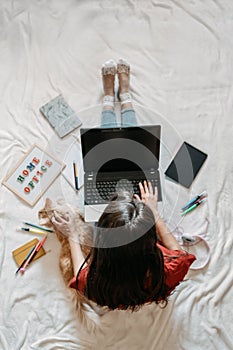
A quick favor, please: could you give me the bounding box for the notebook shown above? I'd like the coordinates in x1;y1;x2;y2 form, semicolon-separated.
40;95;82;138
80;125;162;222
164;141;208;188
12;238;46;267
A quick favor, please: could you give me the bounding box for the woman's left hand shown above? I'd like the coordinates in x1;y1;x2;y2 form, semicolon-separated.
134;180;160;220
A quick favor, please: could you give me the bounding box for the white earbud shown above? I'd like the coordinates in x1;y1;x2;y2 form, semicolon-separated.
181;234;196;243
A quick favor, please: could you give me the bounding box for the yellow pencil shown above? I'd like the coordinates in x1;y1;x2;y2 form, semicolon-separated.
20;227;47;235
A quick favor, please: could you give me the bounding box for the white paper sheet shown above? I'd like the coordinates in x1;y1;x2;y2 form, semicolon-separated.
62;140;84;190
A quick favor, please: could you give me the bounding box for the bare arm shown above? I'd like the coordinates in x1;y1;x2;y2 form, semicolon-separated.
135;181;182;251
154;215;182;251
68;238;86;276
52;211;86;276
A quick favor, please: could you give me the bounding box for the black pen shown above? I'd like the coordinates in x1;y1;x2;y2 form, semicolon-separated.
73;162;79;190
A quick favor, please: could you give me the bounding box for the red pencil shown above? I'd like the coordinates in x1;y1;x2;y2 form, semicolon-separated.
20;235;47;274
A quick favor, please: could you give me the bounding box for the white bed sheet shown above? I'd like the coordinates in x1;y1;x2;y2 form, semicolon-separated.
0;0;233;349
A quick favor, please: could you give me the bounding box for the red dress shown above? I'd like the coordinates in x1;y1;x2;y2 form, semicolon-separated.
69;243;196;297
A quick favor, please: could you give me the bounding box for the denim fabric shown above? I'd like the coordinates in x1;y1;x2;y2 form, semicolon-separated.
101;108;137;128
101;110;117;128
120;108;137;127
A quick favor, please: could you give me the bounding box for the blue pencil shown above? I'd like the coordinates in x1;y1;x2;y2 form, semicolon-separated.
181;198;207;216
181;191;207;211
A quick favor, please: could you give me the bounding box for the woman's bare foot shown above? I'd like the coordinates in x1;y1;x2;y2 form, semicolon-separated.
102;60;116;111
117;59;133;110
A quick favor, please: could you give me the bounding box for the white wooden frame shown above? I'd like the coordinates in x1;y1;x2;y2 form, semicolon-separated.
2;144;65;206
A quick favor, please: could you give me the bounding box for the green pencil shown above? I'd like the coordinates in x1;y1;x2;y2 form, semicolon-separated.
23;222;53;233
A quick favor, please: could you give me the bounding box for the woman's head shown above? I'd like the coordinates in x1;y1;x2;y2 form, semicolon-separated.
94;190;156;248
84;191;168;310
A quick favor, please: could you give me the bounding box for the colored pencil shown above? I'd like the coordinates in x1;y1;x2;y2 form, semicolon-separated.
181;191;207;211
20;236;47;274
20;227;47;235
73;162;79;190
181;198;207;216
15;245;36;275
23;222;53;233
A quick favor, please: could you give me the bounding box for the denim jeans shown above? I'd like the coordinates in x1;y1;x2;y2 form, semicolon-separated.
101;108;137;128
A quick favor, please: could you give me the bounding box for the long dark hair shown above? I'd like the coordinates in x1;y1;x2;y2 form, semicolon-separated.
82;191;169;311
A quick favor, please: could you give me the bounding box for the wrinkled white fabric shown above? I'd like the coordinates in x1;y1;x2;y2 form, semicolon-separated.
0;1;233;349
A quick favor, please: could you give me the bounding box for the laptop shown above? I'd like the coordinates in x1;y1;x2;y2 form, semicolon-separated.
80;125;162;222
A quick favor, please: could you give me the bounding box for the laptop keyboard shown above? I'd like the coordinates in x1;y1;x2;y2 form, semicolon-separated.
85;178;159;205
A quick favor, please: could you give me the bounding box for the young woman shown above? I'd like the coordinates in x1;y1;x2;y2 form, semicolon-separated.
52;60;196;310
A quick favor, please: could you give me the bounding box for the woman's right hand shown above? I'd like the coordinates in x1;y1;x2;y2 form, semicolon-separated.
134;181;160;221
51;210;77;241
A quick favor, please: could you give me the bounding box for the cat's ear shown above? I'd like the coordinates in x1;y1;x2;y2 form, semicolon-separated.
44;197;54;210
38;198;55;226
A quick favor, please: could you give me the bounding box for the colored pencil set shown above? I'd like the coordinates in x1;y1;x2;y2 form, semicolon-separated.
15;236;47;275
19;221;53;235
15;222;52;275
181;191;207;216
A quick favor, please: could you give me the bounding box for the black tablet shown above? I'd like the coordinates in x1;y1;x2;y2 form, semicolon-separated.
164;142;208;188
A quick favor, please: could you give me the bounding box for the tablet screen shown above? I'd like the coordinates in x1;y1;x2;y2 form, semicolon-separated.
164;142;208;188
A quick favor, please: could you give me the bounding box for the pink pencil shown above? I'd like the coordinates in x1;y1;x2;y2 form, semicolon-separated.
20;235;47;274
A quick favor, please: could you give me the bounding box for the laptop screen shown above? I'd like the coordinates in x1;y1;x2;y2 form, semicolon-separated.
80;125;161;173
